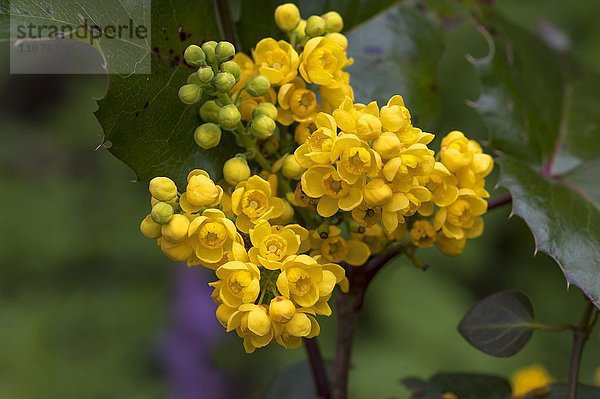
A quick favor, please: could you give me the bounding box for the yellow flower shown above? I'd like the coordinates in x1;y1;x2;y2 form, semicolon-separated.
248;220;307;270
252;38;299;85
149;176;178;201
381;185;432;234
332;98;382;141
274;3;301;32
277;78;318;125
300;36;352;88
231;175;285;233
417;162;459;216
226;304;274;353
382;144;435;188
295;113;338;168
179;169;223;213
330;134;382;184
295;120;317;144
373;132;401;160
238;88;277;121
410;220;437;248
269;296;296;324
351;204;382;227
320;72;353;112
380;95;412;134
210;261;261;307
435;233;467;257
161;214;191;243
188;209;241;263
157;236;194;261
433;189;487;240
140;215;162;239
511;365;553;397
274;312;320;349
301;165;363;217
439;130;486;173
351;224;386;254
188;237;248;270
362;178;393;207
276;254;324;307
310;226;370;266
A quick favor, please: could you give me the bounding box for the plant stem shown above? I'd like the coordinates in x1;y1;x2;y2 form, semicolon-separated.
531;322;577;332
331;250;402;399
567;298;596;399
304;338;331;399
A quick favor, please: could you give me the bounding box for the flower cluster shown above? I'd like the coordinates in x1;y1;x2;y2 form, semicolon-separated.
139;3;494;352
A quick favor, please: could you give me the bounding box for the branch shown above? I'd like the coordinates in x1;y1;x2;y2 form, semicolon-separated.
214;0;239;48
304;338;331;399
567;298;596;399
488;193;512;210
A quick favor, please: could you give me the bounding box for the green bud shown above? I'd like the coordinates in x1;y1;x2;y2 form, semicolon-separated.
184;45;206;66
215;41;236;63
251;115;276;139
252;102;278;120
305;15;326;37
201;41;218;64
151;202;174;225
199;100;222;123
217;104;241;130
213;72;236;93
187;72;201;85
194;123;222;149
282;154;306;180
197;66;214;84
246;75;271;97
220;61;241;81
322;11;343;33
178;84;202;105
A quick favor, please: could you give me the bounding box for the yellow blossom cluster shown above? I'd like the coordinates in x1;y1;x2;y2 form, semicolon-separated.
140;170;347;353
139;3;495;353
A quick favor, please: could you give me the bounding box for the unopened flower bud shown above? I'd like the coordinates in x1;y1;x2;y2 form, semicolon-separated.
161;214;190;243
326;32;348;49
197;66;214;84
293;19;307;42
356;113;382;141
149;177;178;201
187;72;201;85
220;61;241;80
282;154;306;180
246;75;270;97
140;215;162;239
251;115;276;139
151;201;174;224
373;132;401;159
201;41;218;64
199;100;222;123
305;15;326;38
252;102;278;120
274;3;301;32
184;45;205;66
178;84;202;105
215;41;235;63
194;123;222;149
363;179;392;207
217;104;242;130
269;296;296;323
223;156;251;186
322;11;343;33
214;72;236;92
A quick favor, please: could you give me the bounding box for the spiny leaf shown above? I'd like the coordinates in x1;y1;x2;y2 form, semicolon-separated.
458;290;535;357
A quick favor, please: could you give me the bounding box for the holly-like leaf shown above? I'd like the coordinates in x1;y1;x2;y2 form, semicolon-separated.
403;373;511;399
471;8;600;308
346;4;443;130
458;290;535;357
523;384;600;399
94;0;245;187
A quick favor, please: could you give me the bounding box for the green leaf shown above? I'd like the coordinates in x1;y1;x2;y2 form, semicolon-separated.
403;373;511;398
523;383;600;399
264;360;321;399
346;3;444;130
471;9;600;308
458;290;535;357
94;0;244;187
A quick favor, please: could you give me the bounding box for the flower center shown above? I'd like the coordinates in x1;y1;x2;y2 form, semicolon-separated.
262;234;288;261
308;129;333;152
341;147;370;174
227;270;253;296
199;222;227;248
287;268;311;295
323;172;349;198
241;189;269;218
322;237;348;262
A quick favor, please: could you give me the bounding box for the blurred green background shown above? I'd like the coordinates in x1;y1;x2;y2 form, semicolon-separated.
1;0;598;398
